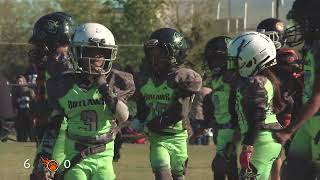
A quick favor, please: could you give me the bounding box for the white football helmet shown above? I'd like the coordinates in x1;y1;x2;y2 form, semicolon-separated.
71;23;118;74
228;31;277;77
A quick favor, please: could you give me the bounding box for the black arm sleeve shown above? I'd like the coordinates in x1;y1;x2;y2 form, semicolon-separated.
242;77;268;146
39;109;65;157
202;91;215;128
229;82;239;128
136;90;150;123
38;75;71;158
135;73;150;123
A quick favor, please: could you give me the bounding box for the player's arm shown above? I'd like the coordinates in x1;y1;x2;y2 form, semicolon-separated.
97;70;135;107
32;105;65;180
286;71;320;133
111;71;136;123
147;68;202;131
33;76;71;169
136;90;150;123
274;56;320;144
97;70;135;132
289;46;320;130
36;107;65;159
135;72;151;124
190;90;214;139
241;77;267;146
239;77;269;169
229;83;241;143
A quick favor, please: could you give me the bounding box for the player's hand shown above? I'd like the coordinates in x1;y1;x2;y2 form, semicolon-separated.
96;74;119;110
96;75;113;99
240;145;253;169
272;128;293;145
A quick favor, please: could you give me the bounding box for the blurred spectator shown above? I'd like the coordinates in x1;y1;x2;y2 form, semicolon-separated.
0;73;15;141
12;75;36;142
24;62;38;89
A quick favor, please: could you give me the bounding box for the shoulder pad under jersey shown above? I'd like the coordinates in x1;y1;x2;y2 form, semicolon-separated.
168;67;202;94
107;69;135;102
241;75;269;109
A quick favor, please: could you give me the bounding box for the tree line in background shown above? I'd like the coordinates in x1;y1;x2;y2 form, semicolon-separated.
0;0;222;81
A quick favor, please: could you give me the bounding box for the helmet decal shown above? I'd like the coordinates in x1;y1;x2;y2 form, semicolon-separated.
173;32;184;46
145;28;188;66
29;12;74;52
47;20;59;33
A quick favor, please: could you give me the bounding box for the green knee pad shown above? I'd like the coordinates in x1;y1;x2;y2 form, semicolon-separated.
149;133;188;177
250;131;281;180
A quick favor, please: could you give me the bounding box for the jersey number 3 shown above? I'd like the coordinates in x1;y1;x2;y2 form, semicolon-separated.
80;110;98;131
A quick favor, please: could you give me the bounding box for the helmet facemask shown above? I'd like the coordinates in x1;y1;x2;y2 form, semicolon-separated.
285;0;320;47
144;39;175;74
206;52;228;76
284;25;304;47
204;36;232;77
258;29;286;49
73;38;117;75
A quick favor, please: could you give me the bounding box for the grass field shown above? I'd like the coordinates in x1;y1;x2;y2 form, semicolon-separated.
0;141;216;180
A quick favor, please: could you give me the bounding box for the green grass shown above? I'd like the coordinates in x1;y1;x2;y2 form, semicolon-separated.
0;141;216;180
